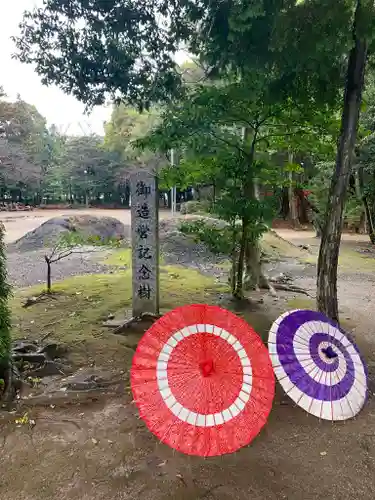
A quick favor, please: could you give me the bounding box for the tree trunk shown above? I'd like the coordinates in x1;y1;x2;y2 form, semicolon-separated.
230;221;238;295
295;188;310;224
317;2;368;323
244;239;269;290
288;153;300;228
243;166;270;290
358;165;375;243
234;218;247;298
45;256;52;293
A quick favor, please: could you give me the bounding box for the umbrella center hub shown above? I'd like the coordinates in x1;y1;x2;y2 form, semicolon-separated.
322;345;338;360
199;359;214;377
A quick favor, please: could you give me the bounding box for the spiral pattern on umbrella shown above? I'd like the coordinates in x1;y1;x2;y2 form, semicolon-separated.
268;310;368;420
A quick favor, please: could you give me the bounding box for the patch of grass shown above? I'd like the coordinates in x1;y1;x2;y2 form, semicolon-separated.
337;249;375;272
103;248;132;267
102;248;165;267
287;298;316;310
302;248;375;272
11;264;227;369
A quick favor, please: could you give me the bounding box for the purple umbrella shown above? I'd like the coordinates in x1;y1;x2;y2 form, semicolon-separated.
268;310;368;420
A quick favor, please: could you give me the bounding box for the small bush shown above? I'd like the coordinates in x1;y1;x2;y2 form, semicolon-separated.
180;200;211;215
179;219;233;254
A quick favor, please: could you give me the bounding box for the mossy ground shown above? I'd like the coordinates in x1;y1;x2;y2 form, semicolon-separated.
262;231;308;259
11;253;228;369
11;248;278;370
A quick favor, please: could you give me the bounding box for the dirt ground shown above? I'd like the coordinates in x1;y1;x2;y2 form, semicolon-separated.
1;388;375;500
1;214;375;499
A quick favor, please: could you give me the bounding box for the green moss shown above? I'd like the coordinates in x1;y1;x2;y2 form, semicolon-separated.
287;297;316;310
262;231;307;259
102;248;132;267
102;248;165;267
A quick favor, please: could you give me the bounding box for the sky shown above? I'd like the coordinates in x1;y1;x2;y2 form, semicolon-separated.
0;1;183;136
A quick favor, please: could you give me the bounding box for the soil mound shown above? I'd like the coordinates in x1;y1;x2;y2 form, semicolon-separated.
8;215;128;252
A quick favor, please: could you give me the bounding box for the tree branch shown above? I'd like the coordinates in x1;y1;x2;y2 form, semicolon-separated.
208;130;250;158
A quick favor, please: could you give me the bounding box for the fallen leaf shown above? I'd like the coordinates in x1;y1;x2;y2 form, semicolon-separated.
157;460;167;467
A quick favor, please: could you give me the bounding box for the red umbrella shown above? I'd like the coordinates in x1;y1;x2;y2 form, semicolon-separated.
131;304;275;456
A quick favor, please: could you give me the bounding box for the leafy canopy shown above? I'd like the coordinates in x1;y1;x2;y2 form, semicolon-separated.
14;0;184;110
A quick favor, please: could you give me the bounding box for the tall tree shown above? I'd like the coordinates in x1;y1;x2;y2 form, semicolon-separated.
317;0;374;322
104;105;161;171
0;97;48;201
55;135;126;205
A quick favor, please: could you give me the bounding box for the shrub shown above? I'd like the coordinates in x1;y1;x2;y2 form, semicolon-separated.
180;200;211;215
179;218;233;255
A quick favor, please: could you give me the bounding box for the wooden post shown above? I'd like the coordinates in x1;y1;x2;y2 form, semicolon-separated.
130;171;159;317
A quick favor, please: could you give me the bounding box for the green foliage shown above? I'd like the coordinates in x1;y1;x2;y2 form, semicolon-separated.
170;0;354;107
308;161;334;216
0;223;12;375
48;230;121;256
344;196;363;229
137;73;315;295
14;0;183;110
179;219;233;255
53;134;126;203
103;104;163;178
0;96;49;198
104;105;160;157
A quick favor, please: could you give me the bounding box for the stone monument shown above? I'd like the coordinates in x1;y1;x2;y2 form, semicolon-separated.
130;171;159;317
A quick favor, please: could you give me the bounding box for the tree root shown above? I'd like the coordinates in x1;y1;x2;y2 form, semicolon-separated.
13;353;47;364
272;283;313;297
113;312;161;335
1;339;69;403
22;291;58;308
